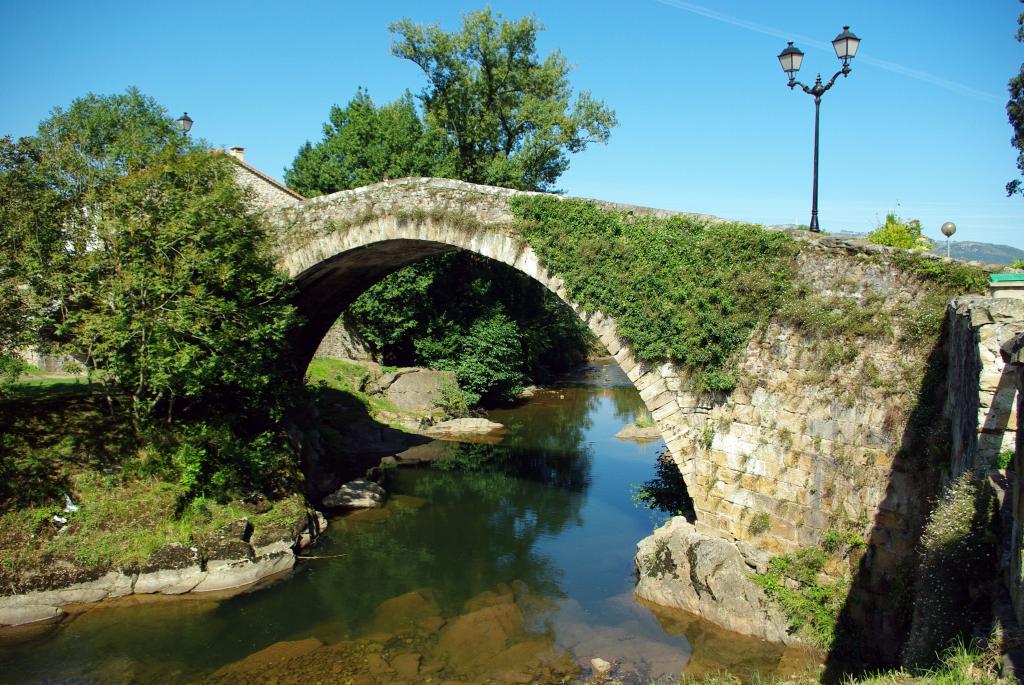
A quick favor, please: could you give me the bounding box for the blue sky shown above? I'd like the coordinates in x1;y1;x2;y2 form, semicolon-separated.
2;1;1022;249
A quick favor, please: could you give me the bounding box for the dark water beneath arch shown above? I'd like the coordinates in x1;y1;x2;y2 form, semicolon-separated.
0;360;809;684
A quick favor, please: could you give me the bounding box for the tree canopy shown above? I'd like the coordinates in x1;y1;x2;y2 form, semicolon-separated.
2;89;299;496
1008;3;1024;197
285;9;612;404
390;8;616;191
284;89;451;196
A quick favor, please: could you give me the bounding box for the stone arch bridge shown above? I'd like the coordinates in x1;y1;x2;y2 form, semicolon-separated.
263;177;1019;562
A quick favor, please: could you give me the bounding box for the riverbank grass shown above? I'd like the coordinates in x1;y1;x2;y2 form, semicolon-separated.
0;471;306;589
305;358;433;426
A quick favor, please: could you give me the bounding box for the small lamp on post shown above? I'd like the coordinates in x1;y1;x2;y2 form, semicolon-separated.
777;27;861;233
175;112;193;134
941;221;957;259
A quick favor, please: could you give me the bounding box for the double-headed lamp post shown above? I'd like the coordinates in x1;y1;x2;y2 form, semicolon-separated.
778;27;861;233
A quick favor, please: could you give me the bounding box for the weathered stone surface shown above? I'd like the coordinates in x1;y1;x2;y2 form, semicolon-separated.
0;571;135;626
736;540;771;574
193;550;295;593
322;478;387;509
209;638;323;677
365;368;455;413
368;589;441;633
635;517;793;644
134;566;206;595
313;313;376;361
614;422;662;441
426;418;506;437
435;602;526;670
947;296;1024;476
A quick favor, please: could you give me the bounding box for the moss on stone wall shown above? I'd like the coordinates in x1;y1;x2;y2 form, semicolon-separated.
510;195;799;392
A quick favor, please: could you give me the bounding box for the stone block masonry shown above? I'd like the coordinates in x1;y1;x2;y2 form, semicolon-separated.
946;297;1024;476
266;178;1006;563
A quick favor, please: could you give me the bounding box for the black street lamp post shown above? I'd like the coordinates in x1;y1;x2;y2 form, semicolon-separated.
778;27;861;233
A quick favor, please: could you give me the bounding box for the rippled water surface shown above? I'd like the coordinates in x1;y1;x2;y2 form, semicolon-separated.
0;360;809;684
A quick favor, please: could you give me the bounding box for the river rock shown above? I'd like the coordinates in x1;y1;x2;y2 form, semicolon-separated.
135;543;206;594
210;638;324;677
369;589;441;633
322;479;387;509
435;602;526;670
634;516;794;644
614;422;662;441
426;418;506;437
0;571;134;626
367;368;456;413
193;550;295;593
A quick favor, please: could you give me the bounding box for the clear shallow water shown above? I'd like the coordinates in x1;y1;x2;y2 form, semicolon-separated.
0;360;802;684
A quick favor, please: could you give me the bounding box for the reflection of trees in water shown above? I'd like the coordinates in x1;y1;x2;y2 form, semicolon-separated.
498;388;597;458
312;445;591;627
607;386;648;425
308;385;606;630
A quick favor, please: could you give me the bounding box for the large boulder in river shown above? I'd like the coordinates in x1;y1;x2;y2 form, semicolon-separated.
322;479;387;509
367;368;456;413
634;516;795;644
426;418;505;438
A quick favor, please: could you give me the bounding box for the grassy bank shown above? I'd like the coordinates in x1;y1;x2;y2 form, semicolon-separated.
0;378;312;594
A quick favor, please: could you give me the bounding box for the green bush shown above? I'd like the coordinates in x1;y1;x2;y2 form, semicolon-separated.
754;546;848;648
867;212;932;250
749;512;771;535
350;252;591;405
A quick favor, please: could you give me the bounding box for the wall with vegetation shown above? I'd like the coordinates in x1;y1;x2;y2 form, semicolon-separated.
269;178;995;565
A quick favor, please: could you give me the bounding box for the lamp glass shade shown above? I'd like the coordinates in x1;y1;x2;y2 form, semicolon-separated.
176;112;193;133
832;26;860;60
778;42;804;74
940;222;957;238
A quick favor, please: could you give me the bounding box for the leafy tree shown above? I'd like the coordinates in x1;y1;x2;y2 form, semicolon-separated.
1;89;198;376
285;89;451;196
390;8;617;191
867;212;932;251
286;10;613;404
1008;2;1024;197
2;90;300;498
348;252;590;404
72;151;298;422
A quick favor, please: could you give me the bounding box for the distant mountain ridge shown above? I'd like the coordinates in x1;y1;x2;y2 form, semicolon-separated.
931;240;1024;265
769;226;1023;266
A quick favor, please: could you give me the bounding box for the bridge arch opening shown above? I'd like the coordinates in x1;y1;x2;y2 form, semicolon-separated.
283;212;693;504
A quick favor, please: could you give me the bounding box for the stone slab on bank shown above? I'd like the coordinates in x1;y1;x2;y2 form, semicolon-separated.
0;510;328;627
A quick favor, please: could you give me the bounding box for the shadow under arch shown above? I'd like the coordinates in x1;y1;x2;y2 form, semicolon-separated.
277;206;683;453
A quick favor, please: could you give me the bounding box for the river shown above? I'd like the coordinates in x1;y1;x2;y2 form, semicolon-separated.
0;359;807;684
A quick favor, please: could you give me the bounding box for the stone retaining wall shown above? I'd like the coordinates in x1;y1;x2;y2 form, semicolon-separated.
946;297;1024;476
313;314;376;362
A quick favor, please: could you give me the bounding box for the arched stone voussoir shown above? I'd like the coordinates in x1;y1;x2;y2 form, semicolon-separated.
269;178;701;507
